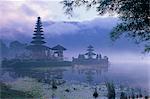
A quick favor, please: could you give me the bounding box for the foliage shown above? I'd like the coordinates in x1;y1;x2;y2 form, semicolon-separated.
93;88;99;98
10;77;44;98
61;0;150;52
105;82;116;99
120;92;127;99
0;83;33;99
0;40;9;58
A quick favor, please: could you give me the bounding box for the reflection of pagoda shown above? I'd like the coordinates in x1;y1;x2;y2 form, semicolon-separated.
72;45;109;66
27;17;50;59
72;63;108;84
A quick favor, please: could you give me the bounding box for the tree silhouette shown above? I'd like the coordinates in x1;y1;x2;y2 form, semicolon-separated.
105;82;115;99
93;88;99;99
0;40;9;58
61;0;150;52
120;92;127;99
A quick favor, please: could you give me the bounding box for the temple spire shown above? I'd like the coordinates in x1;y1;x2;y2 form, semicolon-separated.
85;45;96;59
31;17;46;45
26;17;49;59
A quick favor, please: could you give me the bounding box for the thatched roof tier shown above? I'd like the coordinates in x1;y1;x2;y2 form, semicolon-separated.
85;52;96;55
87;45;94;48
31;40;46;44
52;45;67;51
26;45;50;50
32;37;44;39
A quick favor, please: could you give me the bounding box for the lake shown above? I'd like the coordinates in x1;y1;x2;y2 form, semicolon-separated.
2;62;149;92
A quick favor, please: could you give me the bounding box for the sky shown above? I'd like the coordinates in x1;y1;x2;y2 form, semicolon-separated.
0;0;150;64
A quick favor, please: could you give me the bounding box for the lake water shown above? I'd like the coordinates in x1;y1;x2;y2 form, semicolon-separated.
2;62;149;92
64;63;149;90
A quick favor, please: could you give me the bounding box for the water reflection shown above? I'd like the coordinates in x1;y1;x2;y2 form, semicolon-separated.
1;63;149;91
2;63;109;85
72;64;108;84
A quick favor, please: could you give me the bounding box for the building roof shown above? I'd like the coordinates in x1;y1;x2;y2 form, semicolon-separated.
88;45;94;48
51;45;67;51
85;52;96;55
26;45;50;50
31;40;46;44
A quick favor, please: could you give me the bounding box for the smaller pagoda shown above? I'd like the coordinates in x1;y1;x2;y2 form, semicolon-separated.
72;45;109;66
85;45;96;59
27;17;50;59
52;45;67;61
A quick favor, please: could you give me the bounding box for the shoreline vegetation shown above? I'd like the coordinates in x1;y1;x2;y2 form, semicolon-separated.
2;59;73;68
0;75;149;99
0;83;34;99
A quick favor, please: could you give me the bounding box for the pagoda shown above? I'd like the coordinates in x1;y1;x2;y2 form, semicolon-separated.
2;17;73;67
85;45;96;59
27;17;50;59
72;45;109;66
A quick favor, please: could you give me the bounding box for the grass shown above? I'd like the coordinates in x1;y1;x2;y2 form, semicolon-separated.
0;83;34;99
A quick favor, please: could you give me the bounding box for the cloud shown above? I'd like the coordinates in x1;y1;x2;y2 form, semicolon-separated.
0;0;115;26
42;17;118;36
0;0;119;39
44;21;81;35
20;4;38;16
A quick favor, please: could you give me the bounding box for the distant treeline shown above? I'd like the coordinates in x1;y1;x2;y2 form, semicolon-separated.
0;40;29;59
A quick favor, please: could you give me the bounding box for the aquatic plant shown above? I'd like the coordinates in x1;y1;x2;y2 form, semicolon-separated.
105;82;116;99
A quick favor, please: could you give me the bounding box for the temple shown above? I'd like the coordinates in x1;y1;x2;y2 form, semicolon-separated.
2;17;108;67
27;17;66;61
52;45;67;61
72;45;109;66
26;17;49;59
85;45;96;59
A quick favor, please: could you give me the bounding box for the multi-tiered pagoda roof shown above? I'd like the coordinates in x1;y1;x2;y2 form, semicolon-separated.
27;17;49;51
52;45;67;51
85;45;96;59
26;17;50;59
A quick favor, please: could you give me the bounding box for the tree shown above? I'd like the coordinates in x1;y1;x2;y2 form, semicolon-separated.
120;92;127;99
9;41;28;58
120;85;127;99
61;0;150;52
93;88;99;99
0;40;9;58
105;82;116;99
